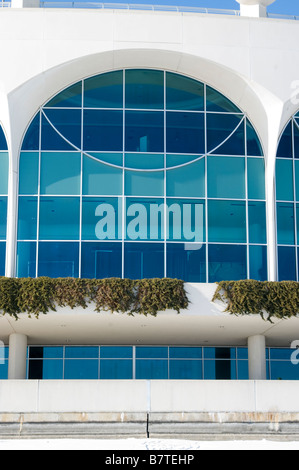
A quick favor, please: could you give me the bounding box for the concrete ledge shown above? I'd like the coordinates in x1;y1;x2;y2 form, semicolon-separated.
0;412;299;438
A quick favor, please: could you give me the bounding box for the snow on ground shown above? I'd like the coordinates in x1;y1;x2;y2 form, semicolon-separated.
0;438;298;450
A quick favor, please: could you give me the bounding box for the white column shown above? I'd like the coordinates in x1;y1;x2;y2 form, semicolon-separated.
236;0;276;18
8;333;27;380
248;335;267;380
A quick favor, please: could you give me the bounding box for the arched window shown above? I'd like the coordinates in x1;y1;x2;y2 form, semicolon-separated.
0;125;8;276
276;112;299;281
17;70;266;282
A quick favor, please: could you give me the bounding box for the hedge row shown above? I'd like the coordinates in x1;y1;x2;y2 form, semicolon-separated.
0;277;189;319
213;280;299;322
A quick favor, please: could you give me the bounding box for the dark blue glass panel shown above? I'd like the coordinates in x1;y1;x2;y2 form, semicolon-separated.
276;202;295;245
65;347;99;359
270;360;299;380
40;152;81;195
294;121;299;159
19;152;39;195
237;348;248;360
41;114;74;151
0;361;8;380
207;156;245;199
45;82;82;108
166;72;204;111
136;347;168;359
125;111;164;152
204;347;236;359
39;197;80;240
166;156;205;198
16;242;36;278
101;347;133;359
207;114;245;155
125;70;164;110
278;246;296;281
0;197;7;240
125;198;164;241
249;245;268;281
38;242;79;278
100;360;133;379
270;348;293;360
42;360;64;380
169;347;202;359
166;112;204;154
166;243;206;282
248;202;267;244
17;197;37;240
43;347;64;359
246;120;263;156
84;71;123;108
124;243;164;279
0;127;7;151
247;158;265;200
204;360;237;380
276;159;294;201
237;360;249;380
84;110;123;151
42;109;81;149
22;114;40;151
206;86;241;113
208;244;247;282
81;242;122;279
208;200;246;243
136;360;168;379
82;197;120;241
277;122;293;158
169;360;202;379
0;242;5;276
64;359;98;379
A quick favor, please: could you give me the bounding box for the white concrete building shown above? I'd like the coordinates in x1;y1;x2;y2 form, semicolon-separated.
0;0;299;438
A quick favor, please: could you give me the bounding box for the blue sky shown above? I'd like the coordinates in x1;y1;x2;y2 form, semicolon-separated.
47;0;299;16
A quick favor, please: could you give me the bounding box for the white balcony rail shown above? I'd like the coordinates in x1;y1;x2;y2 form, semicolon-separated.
0;1;299;21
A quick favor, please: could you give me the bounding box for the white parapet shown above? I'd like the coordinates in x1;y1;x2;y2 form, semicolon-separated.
11;0;40;7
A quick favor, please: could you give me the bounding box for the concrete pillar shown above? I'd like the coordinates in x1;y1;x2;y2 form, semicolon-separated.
248;335;267;380
8;334;27;380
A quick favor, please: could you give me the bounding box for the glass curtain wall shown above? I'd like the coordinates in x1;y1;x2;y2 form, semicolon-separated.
276;113;299;281
17;70;266;282
0;125;8;276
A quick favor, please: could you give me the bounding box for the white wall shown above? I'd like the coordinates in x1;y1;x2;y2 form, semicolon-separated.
0;380;298;414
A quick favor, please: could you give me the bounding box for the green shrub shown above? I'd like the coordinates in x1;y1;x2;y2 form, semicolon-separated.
0;277;189;319
213;280;299;322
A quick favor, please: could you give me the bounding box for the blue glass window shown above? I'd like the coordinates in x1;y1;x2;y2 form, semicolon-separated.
278;246;296;281
167;243;206;282
100;360;133;379
208;244;247;283
38;242;79;278
277;122;292;158
124;243;164;279
0;127;7;150
276;159;294;201
46;82;82;108
125;111;164;152
16;242;36;278
81;242;122;279
19;152;39;195
207;156;245;199
84;110;123;151
125;69;164;110
166;156;205;198
84;71;123;108
40;152;81;195
169;360;202;380
166;72;204;111
207;114;245;155
276;202;295;245
208;200;246;243
166;112;204;154
19;70;265;282
101;347;133;358
39;197;80;240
